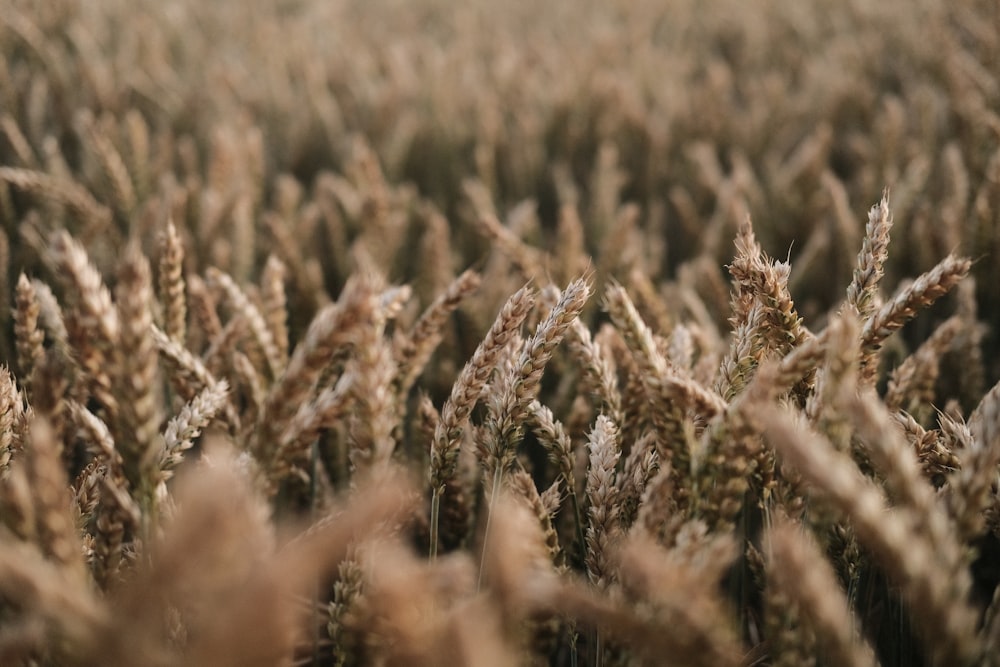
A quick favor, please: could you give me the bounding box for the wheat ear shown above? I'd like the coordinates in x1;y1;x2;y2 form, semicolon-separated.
13;274;45;401
585;415;621;588
860;254;971;383
157;219;187;344
766;520;877;667
113;245;162;496
253;277;374;466
394;268;481;401
760;406;979;665
49;231;120;420
846;191;893;319
428;285;534;556
207;267;285;380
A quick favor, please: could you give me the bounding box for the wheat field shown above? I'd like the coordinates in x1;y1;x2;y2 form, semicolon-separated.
1;0;1000;665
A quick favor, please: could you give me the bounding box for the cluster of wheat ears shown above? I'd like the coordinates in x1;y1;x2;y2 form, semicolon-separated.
1;0;1000;666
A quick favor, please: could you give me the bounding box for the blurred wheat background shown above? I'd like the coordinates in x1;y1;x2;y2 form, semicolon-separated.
1;0;999;665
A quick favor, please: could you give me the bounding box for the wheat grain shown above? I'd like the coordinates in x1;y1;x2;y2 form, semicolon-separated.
847;192;894;320
885;315;963;414
253;277;375;464
482;277;590;476
207;266;284;379
0;2;997;663
155;379;230;483
860;254;971;383
617;431;658;531
510;468;563;567
394;269;481;400
157;219;187;345
430;285;534;494
113;245;162;493
951;379;1000;546
260;255;290;363
604;282;692;498
767;520;877;667
760;406;979;665
13;274;45;400
49;231;120;419
585;415;621;588
0;367;25;476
